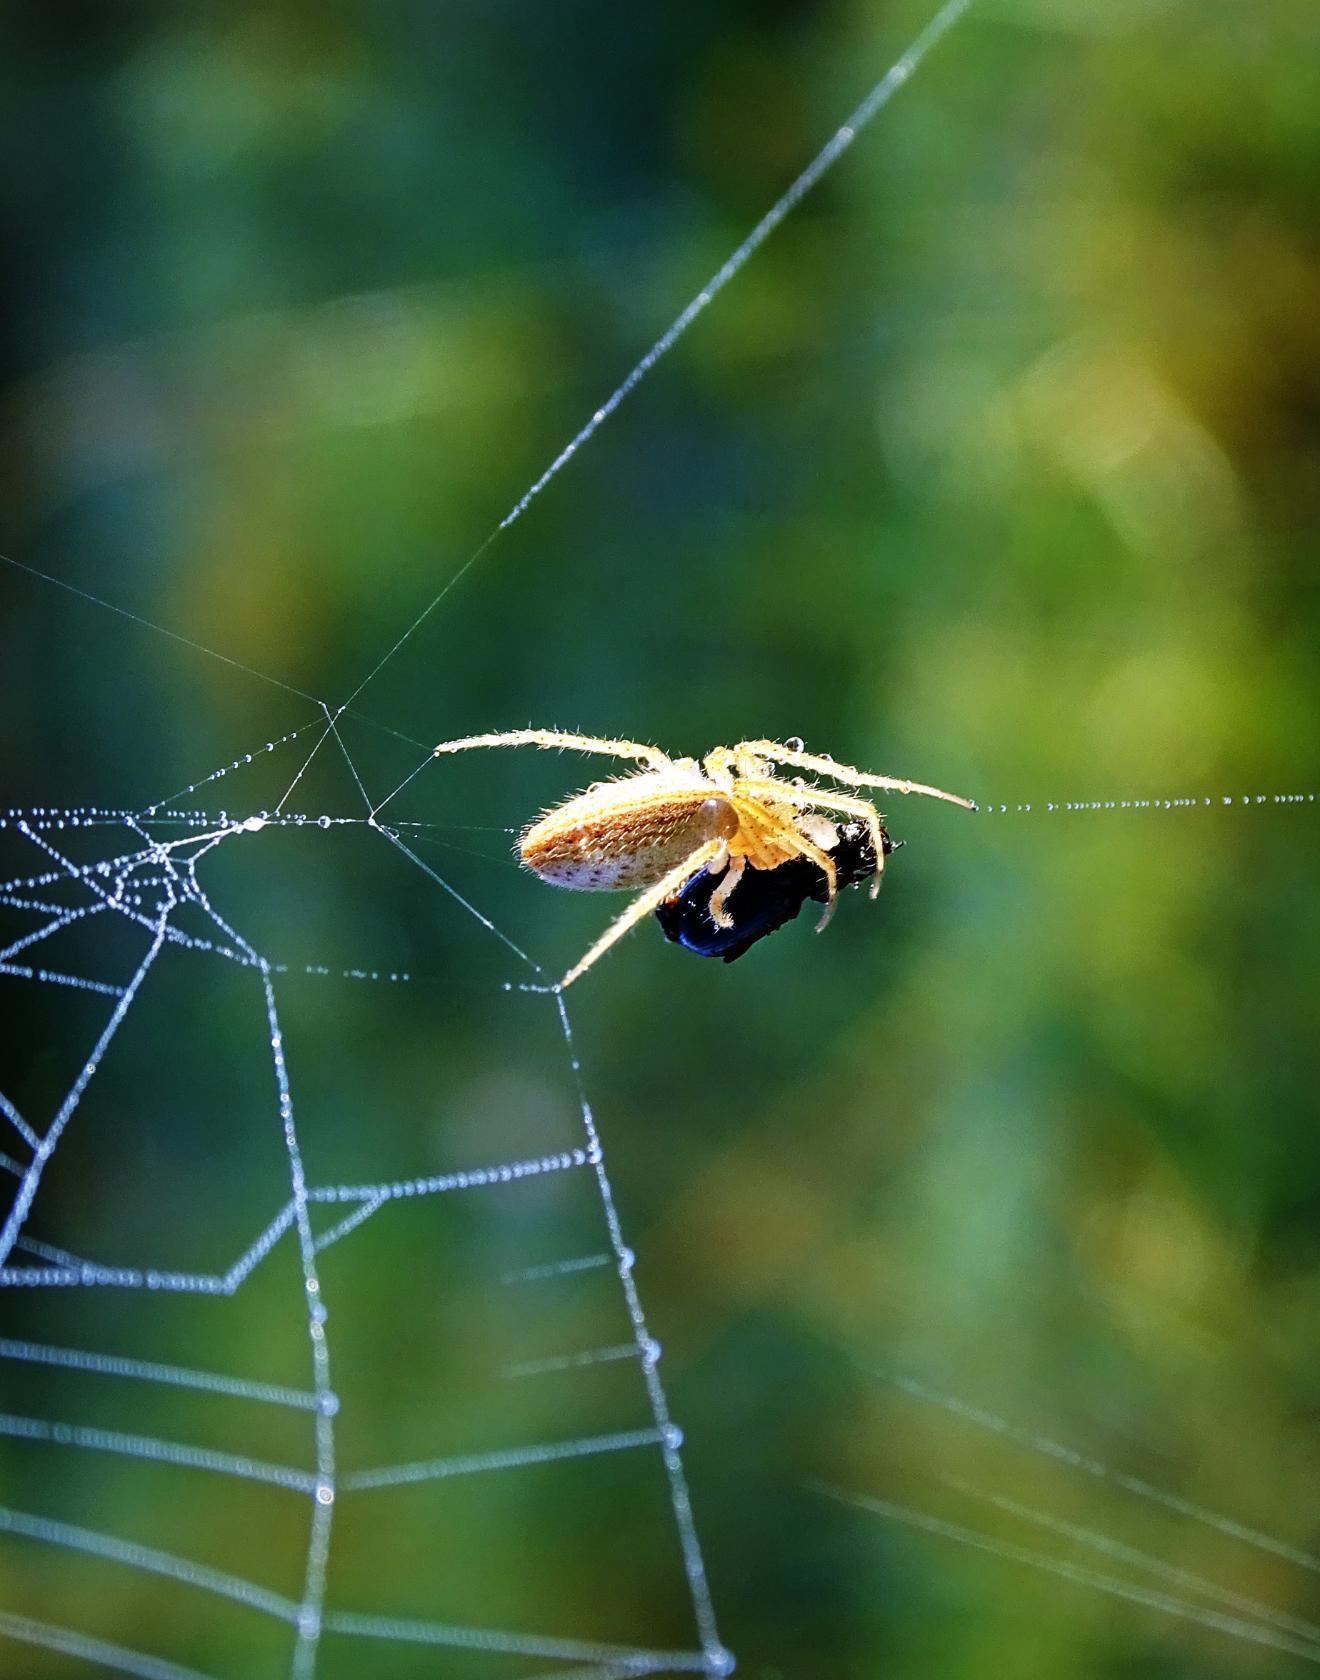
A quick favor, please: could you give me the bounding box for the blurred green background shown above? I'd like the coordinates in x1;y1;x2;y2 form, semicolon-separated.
2;1;1319;1676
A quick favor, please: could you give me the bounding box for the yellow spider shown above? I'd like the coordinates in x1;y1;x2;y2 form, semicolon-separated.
432;729;976;989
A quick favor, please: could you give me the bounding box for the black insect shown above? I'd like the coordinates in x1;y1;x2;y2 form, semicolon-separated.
655;821;891;963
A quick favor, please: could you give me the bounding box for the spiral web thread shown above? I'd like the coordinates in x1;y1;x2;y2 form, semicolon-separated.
0;766;729;1680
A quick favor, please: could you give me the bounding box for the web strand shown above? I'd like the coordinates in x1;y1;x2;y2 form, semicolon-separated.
4;0;980;784
880;1367;1320;1578
0;550;325;709
975;791;1316;815
0;1610;221;1680
554;991;730;1676
944;1475;1320;1651
0;892;174;1271
337;0;979;711
810;1481;1320;1669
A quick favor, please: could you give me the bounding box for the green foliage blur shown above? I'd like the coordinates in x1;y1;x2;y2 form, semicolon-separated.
2;2;1318;1676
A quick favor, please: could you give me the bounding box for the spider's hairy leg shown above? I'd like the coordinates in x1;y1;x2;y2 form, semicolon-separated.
736;778;887;900
734;796;839;929
804;791;888;898
726;741;977;811
433;729;673;769
781;826;838;931
559;838;728;990
707;852;745;929
785;784;889;899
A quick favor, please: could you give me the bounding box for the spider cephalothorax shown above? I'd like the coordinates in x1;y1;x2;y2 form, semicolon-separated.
432;729;975;988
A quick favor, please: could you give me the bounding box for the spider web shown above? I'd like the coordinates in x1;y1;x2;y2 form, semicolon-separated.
0;4;983;1676
5;0;1319;1674
0;778;720;1680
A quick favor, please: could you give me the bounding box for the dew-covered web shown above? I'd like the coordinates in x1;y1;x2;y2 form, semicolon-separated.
0;786;712;1680
4;1;1319;1676
0;4;982;1676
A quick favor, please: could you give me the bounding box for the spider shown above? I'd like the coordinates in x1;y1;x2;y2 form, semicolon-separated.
431;728;976;989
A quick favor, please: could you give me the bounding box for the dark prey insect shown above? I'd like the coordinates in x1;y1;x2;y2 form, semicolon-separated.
655;822;888;962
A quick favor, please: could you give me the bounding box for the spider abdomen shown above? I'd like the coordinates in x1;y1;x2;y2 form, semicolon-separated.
520;773;737;891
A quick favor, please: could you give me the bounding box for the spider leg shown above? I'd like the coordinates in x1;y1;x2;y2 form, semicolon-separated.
732;796;839;930
707;853;745;928
803;792;888;899
735;778;888;900
793;788;888;899
433;729;672;770
783;825;839;932
725;741;976;811
559;838;727;990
